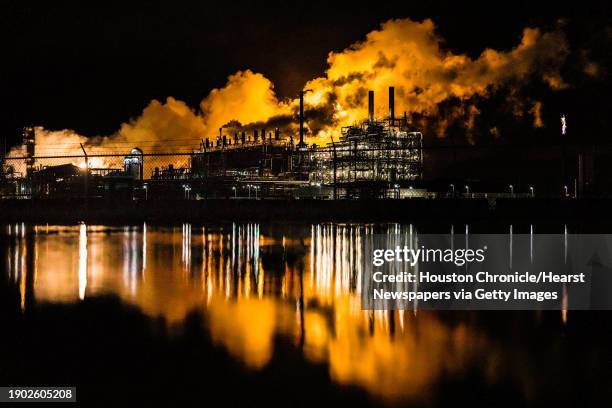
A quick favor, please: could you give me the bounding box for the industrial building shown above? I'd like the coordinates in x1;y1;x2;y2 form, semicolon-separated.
0;86;426;200
186;86;423;199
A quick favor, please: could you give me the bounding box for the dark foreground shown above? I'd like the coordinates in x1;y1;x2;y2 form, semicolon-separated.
0;289;375;407
2;197;612;226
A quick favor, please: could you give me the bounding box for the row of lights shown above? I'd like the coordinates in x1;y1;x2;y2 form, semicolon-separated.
144;184;266;200
231;184;260;198
450;183;536;197
144;183;570;200
141;183;574;200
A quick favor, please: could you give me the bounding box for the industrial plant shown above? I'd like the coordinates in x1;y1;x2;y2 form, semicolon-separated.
0;87;427;200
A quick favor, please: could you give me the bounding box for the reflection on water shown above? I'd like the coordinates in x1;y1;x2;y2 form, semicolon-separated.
1;223;570;403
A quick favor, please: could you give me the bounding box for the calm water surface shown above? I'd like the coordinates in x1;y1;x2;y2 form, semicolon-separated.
1;223;611;406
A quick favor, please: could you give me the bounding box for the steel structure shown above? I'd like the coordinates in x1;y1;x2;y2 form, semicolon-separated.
3;86;425;199
307;87;423;198
310;120;423;186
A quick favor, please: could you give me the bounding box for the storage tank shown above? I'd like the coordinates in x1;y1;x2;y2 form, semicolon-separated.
124;147;144;180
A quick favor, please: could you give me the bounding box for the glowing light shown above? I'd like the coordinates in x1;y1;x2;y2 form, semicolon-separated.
78;223;88;300
561;114;567;135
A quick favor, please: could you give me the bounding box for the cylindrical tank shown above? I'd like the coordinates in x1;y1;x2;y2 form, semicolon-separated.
124;147;144;180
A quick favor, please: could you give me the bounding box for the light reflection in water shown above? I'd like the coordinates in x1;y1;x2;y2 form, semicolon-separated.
78;223;87;300
4;223;561;403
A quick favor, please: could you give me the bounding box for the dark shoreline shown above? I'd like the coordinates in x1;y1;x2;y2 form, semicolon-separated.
1;198;612;229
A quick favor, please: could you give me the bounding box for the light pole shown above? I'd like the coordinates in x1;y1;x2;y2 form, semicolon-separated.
563;185;568;197
183;184;191;200
232;186;237;198
254;185;259;199
509;184;514;197
529;186;534;198
450;184;455;197
144;184;148;200
465;185;470;197
247;184;252;199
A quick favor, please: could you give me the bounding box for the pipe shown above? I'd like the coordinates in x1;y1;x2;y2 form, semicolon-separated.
368;90;374;123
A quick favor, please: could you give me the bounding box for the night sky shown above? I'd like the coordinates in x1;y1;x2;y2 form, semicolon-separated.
1;0;610;148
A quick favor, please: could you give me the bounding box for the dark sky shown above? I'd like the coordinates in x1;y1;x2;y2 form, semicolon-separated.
0;0;610;147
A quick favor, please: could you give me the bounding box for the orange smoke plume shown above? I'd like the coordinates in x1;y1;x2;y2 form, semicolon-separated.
9;18;569;156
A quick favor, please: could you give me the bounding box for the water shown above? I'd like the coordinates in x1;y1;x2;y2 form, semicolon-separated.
1;223;611;406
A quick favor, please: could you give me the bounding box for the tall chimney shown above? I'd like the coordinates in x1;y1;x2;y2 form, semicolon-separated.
23;126;35;176
298;90;306;147
368;90;374;123
389;86;395;124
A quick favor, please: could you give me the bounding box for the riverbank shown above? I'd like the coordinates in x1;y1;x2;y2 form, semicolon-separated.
1;198;611;227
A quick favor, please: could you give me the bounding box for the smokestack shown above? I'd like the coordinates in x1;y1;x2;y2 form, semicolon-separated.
368;90;374;123
275;128;280;140
389;86;395;124
23;126;35;176
254;129;258;142
298;90;306;148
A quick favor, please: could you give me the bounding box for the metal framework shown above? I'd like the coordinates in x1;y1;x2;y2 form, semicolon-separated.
310;119;423;186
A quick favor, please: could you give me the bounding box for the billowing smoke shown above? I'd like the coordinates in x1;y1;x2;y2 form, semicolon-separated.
10;18;571;157
199;70;292;134
529;101;544;128
301;19;568;143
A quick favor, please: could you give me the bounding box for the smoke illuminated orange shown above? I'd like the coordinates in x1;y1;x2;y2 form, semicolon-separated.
9;18;569;158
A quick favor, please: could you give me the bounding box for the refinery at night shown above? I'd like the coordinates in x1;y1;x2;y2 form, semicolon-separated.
0;84;597;204
1;87;427;201
2;3;612;407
